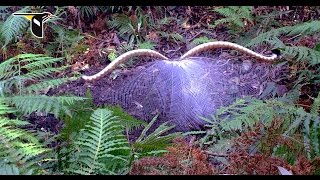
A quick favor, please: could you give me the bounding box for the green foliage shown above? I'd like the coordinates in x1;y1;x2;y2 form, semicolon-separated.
63;108;132;175
108;13;142;45
246;20;320;65
191;36;215;45
311;92;320;116
0;161;33;175
108;7;154;46
0;53;84;118
105;105;147;131
60;89;95;141
108;14;134;37
202;96;320;159
57;106;181;175
137;41;155;50
0;99;50;174
0;7;30;50
107;50;117;61
24;78;72;94
47;25;86;62
0;6;13;20
78;6;105;19
211;6;253;33
4;95;84;118
132;114;182;158
159;32;184;43
0;54;66;95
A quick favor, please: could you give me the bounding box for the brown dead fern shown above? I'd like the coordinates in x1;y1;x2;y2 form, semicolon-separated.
130;138;217;175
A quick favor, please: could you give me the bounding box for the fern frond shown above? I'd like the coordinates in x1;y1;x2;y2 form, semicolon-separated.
311;92;320;116
209;96;320;158
0;99;49;174
284;46;320;65
246;20;320;65
287;20;320;36
0;6;14;20
214;7;238;18
137;41;155;50
159;32;184;43
0;7;31;50
105;105;147;131
21;66;68;81
66;108;131;175
3;95;85;118
212;6;253;30
0;54;66;95
24;78;74;94
20;55;65;69
191;36;215;45
78;6;104;18
133;115;182;157
108;14;135;37
0;160;33;175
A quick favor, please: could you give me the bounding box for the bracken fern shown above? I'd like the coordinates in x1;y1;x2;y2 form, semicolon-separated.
0;54;68;95
65;108;131;175
0;99;50;174
132;114;182;158
246;20;320;65
0;53;84;118
211;6;253;32
310;92;320;116
0;7;31;50
207;96;320;159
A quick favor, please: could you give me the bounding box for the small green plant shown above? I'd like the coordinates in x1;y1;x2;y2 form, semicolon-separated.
200;95;320;160
59;107;181;175
132;114;182;158
211;6;254;33
64;108;132;175
0;7;31;51
59;89;95;141
108;7;156;46
0;99;50;175
47;25;87;62
190;36;215;46
108;13;142;45
246;20;320;65
0;53;84;118
78;6;105;19
158;32;184;44
137;41;155;50
107;50;117;61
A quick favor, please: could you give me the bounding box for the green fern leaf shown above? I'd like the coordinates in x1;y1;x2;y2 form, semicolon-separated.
3;95;84;118
246;20;320;65
0;54;67;95
0;7;31;50
191;36;215;45
212;6;253;31
137;41;155;50
310;92;320;115
24;78;74;94
105;105;147;131
66;108;131;175
0;99;49;174
133;115;182;157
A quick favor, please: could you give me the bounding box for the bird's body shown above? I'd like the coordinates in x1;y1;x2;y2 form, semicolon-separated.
82;41;284;131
